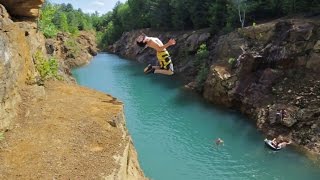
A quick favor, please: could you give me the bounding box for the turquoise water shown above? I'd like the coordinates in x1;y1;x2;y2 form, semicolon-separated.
73;53;320;180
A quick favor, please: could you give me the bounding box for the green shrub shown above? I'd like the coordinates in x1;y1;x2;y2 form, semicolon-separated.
228;57;236;65
228;57;235;64
33;51;61;81
194;44;209;68
194;44;210;91
64;38;80;56
228;57;239;69
41;24;58;38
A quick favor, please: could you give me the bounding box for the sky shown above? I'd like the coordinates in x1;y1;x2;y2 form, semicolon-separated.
50;0;127;14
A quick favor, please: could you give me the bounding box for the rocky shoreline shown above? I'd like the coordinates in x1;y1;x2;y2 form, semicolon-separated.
110;16;320;158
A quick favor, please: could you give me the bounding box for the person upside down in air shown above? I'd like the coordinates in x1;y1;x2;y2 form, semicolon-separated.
136;34;176;75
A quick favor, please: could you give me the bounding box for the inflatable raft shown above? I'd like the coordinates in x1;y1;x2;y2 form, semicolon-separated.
264;139;281;151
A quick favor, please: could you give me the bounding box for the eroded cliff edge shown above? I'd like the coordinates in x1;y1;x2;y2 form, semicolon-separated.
0;81;146;180
0;2;146;179
110;16;320;157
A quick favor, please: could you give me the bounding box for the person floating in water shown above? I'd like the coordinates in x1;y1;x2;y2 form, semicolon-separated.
271;138;278;147
278;140;292;148
136;34;176;75
270;137;292;149
215;138;224;146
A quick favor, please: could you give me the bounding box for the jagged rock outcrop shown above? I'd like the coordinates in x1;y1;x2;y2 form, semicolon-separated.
0;0;43;19
46;31;98;69
203;18;320;155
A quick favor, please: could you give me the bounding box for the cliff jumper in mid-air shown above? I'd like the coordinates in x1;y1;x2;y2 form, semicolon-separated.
136;34;176;75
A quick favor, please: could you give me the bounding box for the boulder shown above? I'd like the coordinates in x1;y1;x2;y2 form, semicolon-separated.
306;53;320;72
288;22;314;42
314;40;320;52
0;0;44;19
0;4;13;26
186;32;211;52
238;22;275;44
213;32;245;63
203;65;234;106
281;116;298;127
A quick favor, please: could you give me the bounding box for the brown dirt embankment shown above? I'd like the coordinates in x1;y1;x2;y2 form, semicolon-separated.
0;81;146;180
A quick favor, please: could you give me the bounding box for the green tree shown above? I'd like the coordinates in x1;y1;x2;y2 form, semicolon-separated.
67;12;79;33
148;0;172;29
40;0;320;50
170;0;193;30
53;12;69;32
127;0;150;29
208;0;228;33
91;11;103;31
39;2;58;37
116;3;132;31
187;0;211;29
99;21;117;48
60;3;74;12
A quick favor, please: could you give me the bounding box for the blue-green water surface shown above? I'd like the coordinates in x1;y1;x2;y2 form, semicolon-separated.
73;53;320;180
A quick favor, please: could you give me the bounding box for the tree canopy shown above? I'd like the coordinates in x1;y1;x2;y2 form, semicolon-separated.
96;0;319;47
40;0;320;48
39;1;95;37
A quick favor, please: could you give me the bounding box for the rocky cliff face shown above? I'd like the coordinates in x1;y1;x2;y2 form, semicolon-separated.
111;17;320;156
0;3;146;179
44;31;98;82
0;0;43;19
46;31;98;70
203;18;320;155
0;4;38;130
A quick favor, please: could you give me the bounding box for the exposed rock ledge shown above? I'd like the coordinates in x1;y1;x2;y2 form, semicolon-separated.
46;31;98;69
0;81;146;179
0;0;43;19
203;18;320;157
